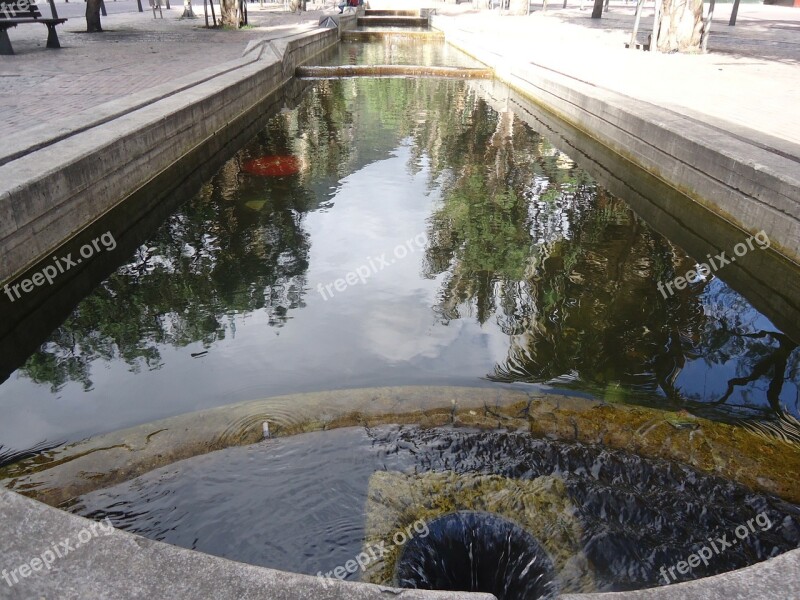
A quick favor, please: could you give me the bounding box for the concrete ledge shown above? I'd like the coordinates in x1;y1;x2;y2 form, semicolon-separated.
0;24;319;168
295;64;493;78
0;487;492;600
319;11;358;34
0;25;339;286
342;30;445;41
0;75;315;375
432;18;800;266
2;447;799;599
560;547;800;600
5;386;799;508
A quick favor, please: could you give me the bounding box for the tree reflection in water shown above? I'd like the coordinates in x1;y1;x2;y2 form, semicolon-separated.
13;78;800;440
419;97;800;432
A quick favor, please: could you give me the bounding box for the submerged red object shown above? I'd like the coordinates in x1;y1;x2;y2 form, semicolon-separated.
242;155;301;177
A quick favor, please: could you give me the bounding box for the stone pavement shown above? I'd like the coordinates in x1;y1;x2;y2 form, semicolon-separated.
2;0;798;158
0;2;330;136
428;1;800;157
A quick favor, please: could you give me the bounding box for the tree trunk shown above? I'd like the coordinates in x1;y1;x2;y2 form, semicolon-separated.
700;0;715;51
219;0;239;27
86;0;103;32
182;0;196;17
655;0;703;52
728;0;740;26
508;0;528;15
591;0;603;18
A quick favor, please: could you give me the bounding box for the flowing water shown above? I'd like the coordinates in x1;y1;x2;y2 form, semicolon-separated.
71;425;800;593
330;35;480;67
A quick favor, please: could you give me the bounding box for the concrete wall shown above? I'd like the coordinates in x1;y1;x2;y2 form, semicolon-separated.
0;26;339;287
432;19;800;266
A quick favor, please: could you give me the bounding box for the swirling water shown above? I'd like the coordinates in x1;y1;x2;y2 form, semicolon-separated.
71;425;800;593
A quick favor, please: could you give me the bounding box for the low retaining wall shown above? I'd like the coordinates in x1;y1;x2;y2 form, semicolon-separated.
4;386;799;515
432;18;800;266
0;75;317;381
0;25;339;287
296;64;493;78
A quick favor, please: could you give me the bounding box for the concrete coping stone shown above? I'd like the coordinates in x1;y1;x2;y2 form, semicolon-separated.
431;18;800;193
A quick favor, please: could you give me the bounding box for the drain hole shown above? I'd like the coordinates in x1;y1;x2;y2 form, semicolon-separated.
396;511;558;600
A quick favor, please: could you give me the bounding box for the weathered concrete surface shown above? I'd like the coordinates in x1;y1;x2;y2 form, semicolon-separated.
0;486;492;600
296;64;493;77
0;23;339;286
0;4;327;160
342;29;445;41
319;11;358;35
560;547;800;600
430;6;800;265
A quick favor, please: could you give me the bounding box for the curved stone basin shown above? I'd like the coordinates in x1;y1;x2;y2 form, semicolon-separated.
63;423;800;593
1;386;798;508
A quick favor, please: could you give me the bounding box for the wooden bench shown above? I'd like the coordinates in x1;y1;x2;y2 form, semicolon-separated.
0;0;67;55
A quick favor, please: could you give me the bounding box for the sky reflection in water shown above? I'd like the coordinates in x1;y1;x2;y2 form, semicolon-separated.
1;76;798;457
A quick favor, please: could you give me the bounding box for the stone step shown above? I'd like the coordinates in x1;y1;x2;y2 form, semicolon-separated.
363;9;420;16
341;29;443;41
296;64;493;79
357;16;429;26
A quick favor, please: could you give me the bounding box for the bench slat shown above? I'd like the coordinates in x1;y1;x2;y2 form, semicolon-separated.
0;1;43;18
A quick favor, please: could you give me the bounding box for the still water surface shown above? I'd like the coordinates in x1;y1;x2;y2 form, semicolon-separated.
1;74;798;460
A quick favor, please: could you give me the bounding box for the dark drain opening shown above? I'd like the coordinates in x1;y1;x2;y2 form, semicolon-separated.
396;511;558;600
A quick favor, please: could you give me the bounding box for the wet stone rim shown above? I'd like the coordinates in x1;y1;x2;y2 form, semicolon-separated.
1;386;798;507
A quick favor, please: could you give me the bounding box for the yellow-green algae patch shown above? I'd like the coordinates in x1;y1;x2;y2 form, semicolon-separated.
1;386;798;507
362;471;595;593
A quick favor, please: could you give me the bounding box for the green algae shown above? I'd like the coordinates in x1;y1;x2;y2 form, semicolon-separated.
362;471;595;593
1;387;798;508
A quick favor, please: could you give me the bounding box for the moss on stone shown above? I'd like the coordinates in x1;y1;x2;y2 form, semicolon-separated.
3;386;798;507
361;471;596;593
